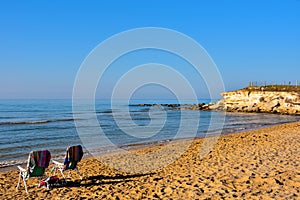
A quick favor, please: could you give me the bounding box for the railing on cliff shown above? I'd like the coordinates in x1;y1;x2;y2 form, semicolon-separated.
245;80;300;92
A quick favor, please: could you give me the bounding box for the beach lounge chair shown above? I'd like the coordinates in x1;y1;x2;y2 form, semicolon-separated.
16;150;51;194
52;145;83;182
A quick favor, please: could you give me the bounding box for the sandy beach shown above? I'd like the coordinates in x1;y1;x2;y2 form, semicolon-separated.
0;122;299;199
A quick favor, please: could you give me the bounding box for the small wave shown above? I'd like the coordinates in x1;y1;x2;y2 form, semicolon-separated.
0;118;82;126
0;116;15;119
96;110;113;114
0;159;27;169
1;120;53;125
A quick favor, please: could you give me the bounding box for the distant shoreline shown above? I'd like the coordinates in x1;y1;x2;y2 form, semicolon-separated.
135;85;300;115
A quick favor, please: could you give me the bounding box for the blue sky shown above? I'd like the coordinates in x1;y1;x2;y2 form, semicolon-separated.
0;1;299;99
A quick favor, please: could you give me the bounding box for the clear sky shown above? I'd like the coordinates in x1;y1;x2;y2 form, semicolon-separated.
0;0;299;99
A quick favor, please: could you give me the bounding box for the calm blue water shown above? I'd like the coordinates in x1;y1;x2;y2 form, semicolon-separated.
0;99;299;168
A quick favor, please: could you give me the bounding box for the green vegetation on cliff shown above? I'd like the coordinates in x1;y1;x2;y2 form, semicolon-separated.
243;85;300;92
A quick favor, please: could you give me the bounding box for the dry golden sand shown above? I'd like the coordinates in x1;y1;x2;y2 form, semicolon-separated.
0;122;300;199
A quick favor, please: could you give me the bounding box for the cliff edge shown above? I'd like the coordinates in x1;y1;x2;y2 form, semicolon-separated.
209;87;300;115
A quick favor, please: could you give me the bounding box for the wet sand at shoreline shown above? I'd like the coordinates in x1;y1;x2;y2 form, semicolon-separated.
0;122;299;199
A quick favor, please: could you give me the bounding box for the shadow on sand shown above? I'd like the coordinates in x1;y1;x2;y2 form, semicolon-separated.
56;173;154;188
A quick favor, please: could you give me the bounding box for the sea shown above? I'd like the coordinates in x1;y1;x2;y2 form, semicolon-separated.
1;99;299;169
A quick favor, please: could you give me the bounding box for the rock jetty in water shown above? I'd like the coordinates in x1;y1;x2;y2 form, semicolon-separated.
137;104;181;108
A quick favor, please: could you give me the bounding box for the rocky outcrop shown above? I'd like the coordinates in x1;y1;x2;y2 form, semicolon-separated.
218;89;300;115
180;89;300;115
